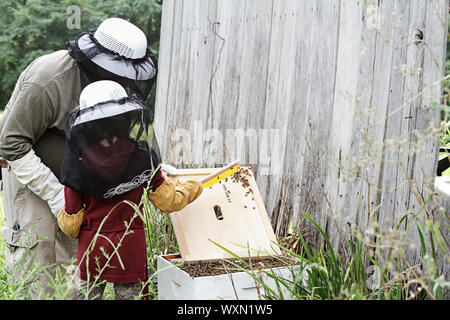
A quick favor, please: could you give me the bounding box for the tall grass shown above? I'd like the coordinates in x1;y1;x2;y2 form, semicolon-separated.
212;209;449;300
1;177;448;300
0;180;179;300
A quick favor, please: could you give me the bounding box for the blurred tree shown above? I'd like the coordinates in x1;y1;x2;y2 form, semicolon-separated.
0;0;162;120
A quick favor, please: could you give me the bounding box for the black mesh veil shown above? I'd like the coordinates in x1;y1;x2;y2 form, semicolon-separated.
67;28;158;100
61;96;161;199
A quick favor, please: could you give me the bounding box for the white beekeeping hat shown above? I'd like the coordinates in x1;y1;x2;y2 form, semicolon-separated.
79;80;128;110
76;18;156;80
68;18;158;100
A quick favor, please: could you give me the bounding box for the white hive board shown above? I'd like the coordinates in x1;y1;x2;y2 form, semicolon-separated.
167;167;281;263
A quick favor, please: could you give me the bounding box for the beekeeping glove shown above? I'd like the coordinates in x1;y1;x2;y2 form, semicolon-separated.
57;207;85;239
147;179;203;213
7;149;65;217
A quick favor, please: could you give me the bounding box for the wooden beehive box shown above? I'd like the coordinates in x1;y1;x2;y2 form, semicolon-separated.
166;166;281;263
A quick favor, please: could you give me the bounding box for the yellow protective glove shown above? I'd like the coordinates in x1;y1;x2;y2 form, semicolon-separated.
57;207;85;239
147;179;203;213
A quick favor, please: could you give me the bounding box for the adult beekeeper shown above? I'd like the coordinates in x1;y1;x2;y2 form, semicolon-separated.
0;17;159;298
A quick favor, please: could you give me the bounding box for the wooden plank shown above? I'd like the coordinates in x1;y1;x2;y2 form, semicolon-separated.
289;0;341;245
405;0;448;267
394;0;428;265
229;0;274;166
426;0;449;283
357;0;398;245
153;0;175;155
323;0;366;251
204;0;244;167
156;0;184;162
171;0;195;165
257;0;298;229
341;0;379;239
183;0;215;168
377;0;411;241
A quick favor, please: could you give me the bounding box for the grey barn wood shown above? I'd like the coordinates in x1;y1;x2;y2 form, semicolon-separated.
153;0;448;281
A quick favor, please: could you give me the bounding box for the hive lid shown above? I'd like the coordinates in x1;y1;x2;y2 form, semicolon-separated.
166;166;281;263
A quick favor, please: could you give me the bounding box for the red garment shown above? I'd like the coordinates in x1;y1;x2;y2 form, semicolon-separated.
65;186;147;283
63;138;165;283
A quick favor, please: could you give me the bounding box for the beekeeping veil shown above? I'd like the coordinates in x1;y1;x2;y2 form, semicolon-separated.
67;17;157;100
61;80;161;199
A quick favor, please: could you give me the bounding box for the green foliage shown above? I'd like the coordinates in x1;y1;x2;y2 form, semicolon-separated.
0;186;176;300
0;0;162;115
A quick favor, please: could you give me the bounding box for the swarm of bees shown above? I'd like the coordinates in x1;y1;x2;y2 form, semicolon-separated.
230;167;256;210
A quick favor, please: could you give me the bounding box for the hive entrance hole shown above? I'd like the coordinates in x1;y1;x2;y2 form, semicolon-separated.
214;205;223;220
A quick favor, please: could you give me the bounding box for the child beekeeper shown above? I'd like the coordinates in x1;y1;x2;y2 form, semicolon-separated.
57;80;203;299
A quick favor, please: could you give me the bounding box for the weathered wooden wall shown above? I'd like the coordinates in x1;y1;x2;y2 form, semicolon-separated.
154;0;448;272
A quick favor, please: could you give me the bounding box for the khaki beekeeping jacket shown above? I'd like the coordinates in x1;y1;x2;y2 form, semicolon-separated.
0;50;82;177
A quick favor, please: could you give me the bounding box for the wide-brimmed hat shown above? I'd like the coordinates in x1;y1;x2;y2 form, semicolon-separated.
70;18;157;81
